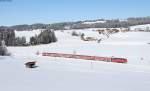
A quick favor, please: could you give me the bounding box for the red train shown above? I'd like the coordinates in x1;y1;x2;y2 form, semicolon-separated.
111;58;128;63
42;52;127;63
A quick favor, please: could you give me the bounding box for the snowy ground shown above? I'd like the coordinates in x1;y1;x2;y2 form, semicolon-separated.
130;24;150;31
1;29;150;91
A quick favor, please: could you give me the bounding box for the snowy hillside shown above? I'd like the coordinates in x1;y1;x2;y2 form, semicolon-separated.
12;29;150;66
1;29;150;91
82;20;106;24
130;24;150;31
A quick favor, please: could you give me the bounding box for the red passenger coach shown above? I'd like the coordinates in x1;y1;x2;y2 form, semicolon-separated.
111;58;127;63
42;52;128;63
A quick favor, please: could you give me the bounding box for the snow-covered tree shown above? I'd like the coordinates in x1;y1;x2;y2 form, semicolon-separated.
0;40;10;56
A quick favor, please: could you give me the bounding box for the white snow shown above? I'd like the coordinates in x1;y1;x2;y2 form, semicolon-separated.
1;29;150;91
130;24;150;31
83;20;106;24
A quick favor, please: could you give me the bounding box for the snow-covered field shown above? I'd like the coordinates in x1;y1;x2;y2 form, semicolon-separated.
130;24;150;31
1;29;150;91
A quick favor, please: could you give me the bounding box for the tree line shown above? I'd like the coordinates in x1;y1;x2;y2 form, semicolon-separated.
30;29;57;45
1;16;150;31
0;27;57;46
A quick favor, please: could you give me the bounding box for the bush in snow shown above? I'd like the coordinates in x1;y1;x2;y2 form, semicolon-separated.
80;33;85;40
71;31;79;36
